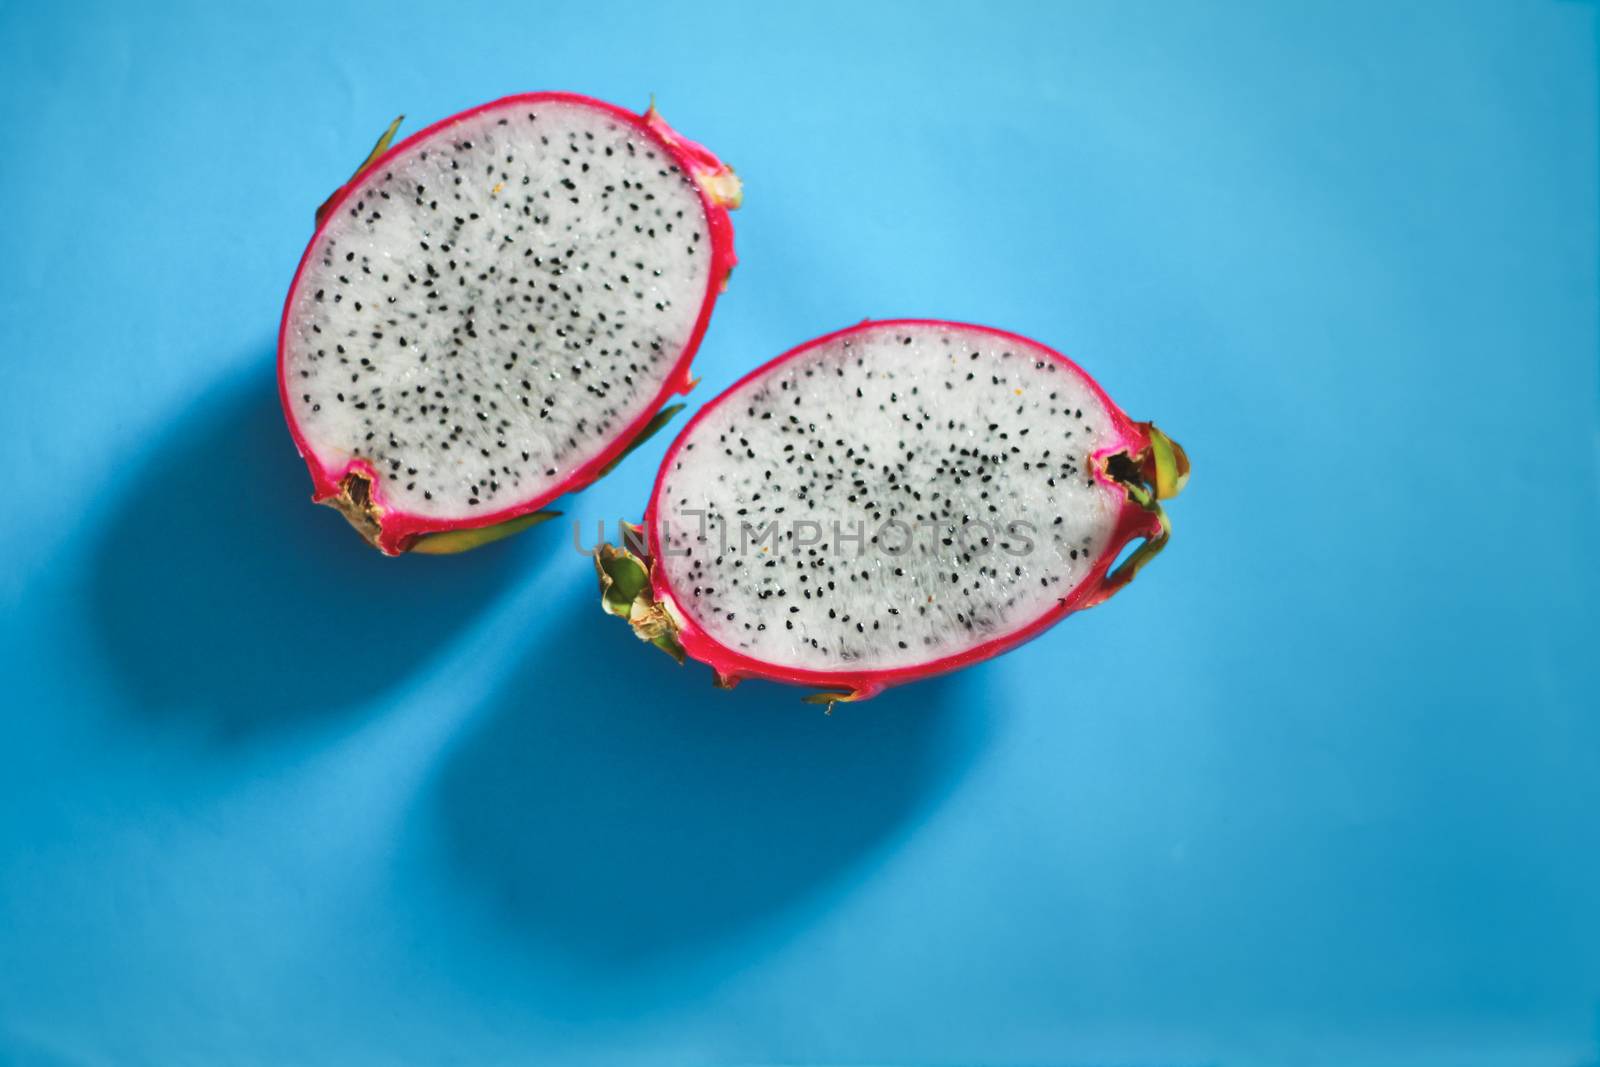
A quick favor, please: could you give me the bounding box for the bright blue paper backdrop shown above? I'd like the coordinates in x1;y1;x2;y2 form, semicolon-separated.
2;2;1597;1064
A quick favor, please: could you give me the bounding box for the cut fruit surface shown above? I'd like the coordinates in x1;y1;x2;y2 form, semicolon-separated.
599;319;1186;702
279;92;739;554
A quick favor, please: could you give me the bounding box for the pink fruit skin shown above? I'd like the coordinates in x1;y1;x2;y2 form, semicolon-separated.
278;92;739;555
643;319;1167;699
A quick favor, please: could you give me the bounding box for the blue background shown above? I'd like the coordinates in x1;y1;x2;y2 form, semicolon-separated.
2;1;1597;1064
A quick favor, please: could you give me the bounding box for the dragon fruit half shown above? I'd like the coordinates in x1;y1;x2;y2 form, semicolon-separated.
596;320;1188;705
279;93;740;554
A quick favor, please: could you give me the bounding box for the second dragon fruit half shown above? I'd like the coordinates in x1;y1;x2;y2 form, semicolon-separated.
597;320;1187;705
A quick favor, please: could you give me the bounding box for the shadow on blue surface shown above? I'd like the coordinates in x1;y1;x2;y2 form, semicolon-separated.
88;354;533;740
430;580;989;976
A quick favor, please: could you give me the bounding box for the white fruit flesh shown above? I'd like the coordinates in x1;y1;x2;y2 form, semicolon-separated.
283;99;714;519
654;323;1126;673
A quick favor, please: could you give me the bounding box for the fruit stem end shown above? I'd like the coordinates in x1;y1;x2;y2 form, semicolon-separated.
595;540;686;664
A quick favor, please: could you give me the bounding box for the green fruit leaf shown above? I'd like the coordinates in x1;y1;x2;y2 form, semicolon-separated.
353;115;405;180
594;541;688;666
651;632;687;665
801;689;859;714
1144;422;1190;500
410;510;559;555
315;114;404;225
596;547;650;610
597;403;686;478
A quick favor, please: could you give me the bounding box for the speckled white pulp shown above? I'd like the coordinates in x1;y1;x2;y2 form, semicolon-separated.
284;99;714;518
654;323;1126;673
